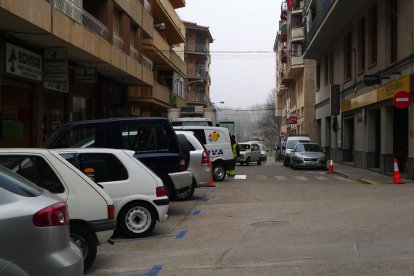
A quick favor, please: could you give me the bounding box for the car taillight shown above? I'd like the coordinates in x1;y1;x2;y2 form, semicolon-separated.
180;158;186;171
107;205;115;220
156;186;166;197
201;150;210;166
33;202;69;227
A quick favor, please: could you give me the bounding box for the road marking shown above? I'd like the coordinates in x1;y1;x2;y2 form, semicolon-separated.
315;176;328;180
202;197;209;202
275;176;287;181
134;264;164;276
175;230;187;240
334;176;349;181
192;210;201;216
234;175;247;180
255;175;267;180
210;188;216;192
295;176;309;181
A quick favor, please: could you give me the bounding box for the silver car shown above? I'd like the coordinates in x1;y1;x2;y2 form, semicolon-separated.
289;143;327;170
175;131;212;200
0;166;83;275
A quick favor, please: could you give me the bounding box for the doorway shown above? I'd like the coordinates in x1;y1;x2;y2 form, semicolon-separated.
374;109;381;168
393;107;408;173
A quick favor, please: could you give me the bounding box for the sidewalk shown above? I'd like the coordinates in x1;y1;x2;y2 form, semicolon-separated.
332;162;414;185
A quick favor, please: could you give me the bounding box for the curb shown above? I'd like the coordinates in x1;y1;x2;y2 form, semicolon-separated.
358;178;378;185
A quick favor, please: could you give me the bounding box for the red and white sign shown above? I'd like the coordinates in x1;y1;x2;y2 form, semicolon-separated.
289;116;297;125
393;91;412;109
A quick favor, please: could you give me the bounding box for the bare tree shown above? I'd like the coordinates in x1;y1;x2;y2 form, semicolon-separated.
257;89;280;152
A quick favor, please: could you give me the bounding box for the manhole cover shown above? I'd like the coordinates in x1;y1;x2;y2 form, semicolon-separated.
251;221;289;227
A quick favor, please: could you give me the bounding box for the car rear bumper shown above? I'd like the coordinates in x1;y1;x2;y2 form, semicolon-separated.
169;171;193;190
88;219;116;245
193;166;212;187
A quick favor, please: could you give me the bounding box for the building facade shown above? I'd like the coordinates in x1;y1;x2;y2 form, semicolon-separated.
0;0;185;147
303;0;414;179
275;0;316;143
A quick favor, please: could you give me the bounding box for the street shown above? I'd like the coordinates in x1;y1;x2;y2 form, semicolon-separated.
88;159;414;275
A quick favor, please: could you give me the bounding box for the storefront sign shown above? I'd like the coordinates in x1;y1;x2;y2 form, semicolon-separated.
393;91;412;109
44;48;68;93
5;43;42;81
341;89;377;112
364;75;382;86
377;75;410;102
289;115;297;125
74;67;97;83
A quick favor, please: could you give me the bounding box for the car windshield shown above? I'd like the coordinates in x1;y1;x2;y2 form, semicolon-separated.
303;144;322;152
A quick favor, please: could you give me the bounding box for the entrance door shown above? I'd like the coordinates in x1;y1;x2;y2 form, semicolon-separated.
393;107;408;173
374;110;381;168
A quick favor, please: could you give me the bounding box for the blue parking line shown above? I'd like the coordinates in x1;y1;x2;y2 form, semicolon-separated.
175;230;187;239
202;197;209;202
192;209;201;216
210;188;216;192
134;264;164;276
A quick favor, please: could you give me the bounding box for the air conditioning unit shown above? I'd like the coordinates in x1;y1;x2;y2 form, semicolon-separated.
292;44;302;56
180;105;204;115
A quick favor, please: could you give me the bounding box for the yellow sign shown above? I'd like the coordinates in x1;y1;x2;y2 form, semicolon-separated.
377;75;410;101
341;89;377;112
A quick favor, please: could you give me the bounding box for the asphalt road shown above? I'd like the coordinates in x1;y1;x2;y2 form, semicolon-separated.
87;158;414;275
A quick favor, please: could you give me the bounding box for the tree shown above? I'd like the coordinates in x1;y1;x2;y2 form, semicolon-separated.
257;89;280;151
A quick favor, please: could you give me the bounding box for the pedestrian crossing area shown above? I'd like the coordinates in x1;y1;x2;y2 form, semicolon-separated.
233;174;351;181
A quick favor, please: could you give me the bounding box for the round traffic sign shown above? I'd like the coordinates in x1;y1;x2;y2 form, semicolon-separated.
393;91;412;109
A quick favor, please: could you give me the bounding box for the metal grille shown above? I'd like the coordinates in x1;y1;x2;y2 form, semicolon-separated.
130;47;139;60
142;55;153;71
113;33;124;51
50;0;109;40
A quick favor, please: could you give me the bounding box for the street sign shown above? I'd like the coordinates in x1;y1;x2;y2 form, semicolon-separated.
288;116;297;125
393;91;412;109
364;75;382;86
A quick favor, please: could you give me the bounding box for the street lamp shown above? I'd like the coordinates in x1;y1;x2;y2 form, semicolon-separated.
184;79;205;100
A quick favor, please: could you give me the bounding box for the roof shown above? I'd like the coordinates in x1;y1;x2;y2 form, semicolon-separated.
183;21;213;43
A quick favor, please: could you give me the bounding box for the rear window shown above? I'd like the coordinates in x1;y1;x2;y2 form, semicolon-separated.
78;153;128;182
0;165;42;197
303;144;322;152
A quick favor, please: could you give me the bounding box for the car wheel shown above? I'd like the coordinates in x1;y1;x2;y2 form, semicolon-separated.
257;159;262;165
290;161;296;170
70;224;97;272
213;162;226;182
246;157;251;166
176;179;196;201
118;202;156;238
283;158;289;167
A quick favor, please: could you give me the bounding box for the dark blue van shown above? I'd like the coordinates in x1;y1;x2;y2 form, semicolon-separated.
45;117;192;200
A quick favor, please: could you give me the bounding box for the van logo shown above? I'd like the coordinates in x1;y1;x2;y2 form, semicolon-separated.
208;131;220;143
208;149;224;156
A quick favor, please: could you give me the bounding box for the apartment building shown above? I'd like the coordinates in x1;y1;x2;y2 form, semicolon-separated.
274;0;316;142
0;0;185;147
168;21;215;121
303;0;414;179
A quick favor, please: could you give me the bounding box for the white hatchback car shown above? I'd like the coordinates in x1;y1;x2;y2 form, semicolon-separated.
175;131;212;199
0;149;116;272
54;148;169;238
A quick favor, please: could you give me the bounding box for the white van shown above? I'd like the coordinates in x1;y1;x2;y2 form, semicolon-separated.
173;126;234;182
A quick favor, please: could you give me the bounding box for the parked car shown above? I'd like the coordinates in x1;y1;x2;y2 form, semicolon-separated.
44;118;192;200
175;131;212;199
289;143;327;170
171;117;213;126
173;126;234;182
0;165;84;275
258;143;267;162
283;135;311;166
238;141;262;165
0;149;116;272
54;148;169;238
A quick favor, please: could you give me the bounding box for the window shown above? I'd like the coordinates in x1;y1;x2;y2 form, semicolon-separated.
316;62;321;91
0;156;64;194
54;126;110;148
390;0;397;63
77;153;128;183
295;144;305;152
344;32;352;81
324;55;329;86
368;5;378;65
121;122;177;153
358;18;365;72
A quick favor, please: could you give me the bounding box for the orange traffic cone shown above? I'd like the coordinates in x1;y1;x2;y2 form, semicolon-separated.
393;158;403;184
209;161;215;187
328;159;334;174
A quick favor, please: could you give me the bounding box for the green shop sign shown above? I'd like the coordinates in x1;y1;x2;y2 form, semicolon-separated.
6;43;42;81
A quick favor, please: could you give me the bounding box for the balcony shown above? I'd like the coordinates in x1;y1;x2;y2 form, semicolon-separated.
187;67;209;80
113;33;124;51
291;27;304;41
153;0;185;44
144;30;186;76
130;47;139;61
50;0;109;39
128;82;170;107
280;51;287;64
185;43;209;56
187;92;209;105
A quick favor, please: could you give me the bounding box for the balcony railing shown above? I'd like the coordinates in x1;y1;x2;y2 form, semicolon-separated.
142;55;153;71
303;0;336;50
143;0;151;13
50;0;109;40
113;33;124;50
291;27;304;40
130;47;139;60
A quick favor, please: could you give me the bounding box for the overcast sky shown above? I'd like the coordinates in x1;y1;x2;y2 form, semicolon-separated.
177;0;281;109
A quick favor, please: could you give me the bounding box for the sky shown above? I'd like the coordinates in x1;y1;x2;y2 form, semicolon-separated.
177;0;281;109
